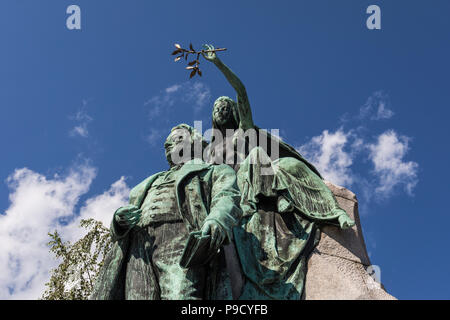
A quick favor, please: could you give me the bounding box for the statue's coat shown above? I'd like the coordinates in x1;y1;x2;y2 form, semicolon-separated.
90;160;242;300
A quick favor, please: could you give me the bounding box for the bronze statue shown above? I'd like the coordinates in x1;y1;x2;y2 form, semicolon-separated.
90;124;242;300
91;45;355;300
202;44;355;299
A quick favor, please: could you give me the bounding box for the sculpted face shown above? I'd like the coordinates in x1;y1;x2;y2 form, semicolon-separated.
167;128;190;147
164;128;192;166
213;100;232;126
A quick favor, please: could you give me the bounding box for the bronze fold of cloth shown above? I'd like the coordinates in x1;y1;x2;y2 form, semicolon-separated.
89;160;242;300
233;147;352;300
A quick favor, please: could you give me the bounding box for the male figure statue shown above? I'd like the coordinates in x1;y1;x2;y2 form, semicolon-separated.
90;124;242;300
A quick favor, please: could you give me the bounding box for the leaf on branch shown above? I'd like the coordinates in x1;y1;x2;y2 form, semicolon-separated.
42;218;112;300
174;43;181;49
189;69;197;78
188;60;196;66
198;69;202;77
171;49;181;55
175;56;182;62
186;66;195;70
190;43;194;51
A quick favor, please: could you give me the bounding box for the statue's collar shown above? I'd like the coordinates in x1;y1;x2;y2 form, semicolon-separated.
183;158;207;166
169;158;206;169
175;158;211;179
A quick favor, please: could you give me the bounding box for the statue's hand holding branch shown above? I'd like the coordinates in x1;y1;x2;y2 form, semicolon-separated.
202;44;218;63
171;43;226;78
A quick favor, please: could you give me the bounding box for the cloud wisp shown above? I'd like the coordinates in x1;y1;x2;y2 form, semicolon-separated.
298;129;356;187
143;82;212;147
297;91;418;205
359;91;394;121
341;91;394;123
298;127;418;202
69;100;93;138
368;130;418;197
144;81;211;120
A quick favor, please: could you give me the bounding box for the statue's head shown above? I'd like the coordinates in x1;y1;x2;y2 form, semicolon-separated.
164;124;207;167
212;96;239;131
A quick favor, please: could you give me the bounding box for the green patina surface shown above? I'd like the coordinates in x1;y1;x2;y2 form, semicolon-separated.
91;47;355;300
234;149;354;299
90;126;242;300
204;46;355;299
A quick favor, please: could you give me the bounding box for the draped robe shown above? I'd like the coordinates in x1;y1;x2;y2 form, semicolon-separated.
209;105;354;299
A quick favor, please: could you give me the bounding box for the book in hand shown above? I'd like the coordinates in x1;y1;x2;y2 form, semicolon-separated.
179;231;219;268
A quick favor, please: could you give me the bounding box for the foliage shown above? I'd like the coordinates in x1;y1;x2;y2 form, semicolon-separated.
41;219;112;300
171;43;226;78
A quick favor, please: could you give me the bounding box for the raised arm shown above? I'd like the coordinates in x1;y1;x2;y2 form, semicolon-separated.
203;44;254;130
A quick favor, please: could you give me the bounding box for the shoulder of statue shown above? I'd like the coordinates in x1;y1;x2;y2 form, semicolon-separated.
173;159;213;184
210;163;237;182
180;159;212;171
184;158;208;165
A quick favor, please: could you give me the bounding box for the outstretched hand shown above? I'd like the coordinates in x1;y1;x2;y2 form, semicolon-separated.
114;205;142;230
201;220;226;251
202;44;218;62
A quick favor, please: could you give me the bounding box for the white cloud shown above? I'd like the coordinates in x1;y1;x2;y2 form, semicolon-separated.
144;93;176;120
358;91;394;121
298;128;419;201
144;81;211;119
145;128;165;146
375;101;394;120
69;101;93;138
70;126;88;138
183;82;211;112
165;84;181;94
0;163;129;299
296;92;418;214
298;129;355;187
61;176;130;243
368;130;418;197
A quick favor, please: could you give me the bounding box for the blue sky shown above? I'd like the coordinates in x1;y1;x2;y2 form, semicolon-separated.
0;0;449;299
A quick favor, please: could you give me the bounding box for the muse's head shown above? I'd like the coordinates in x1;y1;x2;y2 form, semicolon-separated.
212;96;236;127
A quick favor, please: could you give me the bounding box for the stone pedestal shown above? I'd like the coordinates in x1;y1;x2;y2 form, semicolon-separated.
303;181;395;300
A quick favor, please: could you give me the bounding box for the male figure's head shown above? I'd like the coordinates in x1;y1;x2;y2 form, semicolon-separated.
164;124;208;167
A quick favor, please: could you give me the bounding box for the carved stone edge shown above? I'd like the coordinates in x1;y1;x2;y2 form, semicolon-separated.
302;181;397;300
